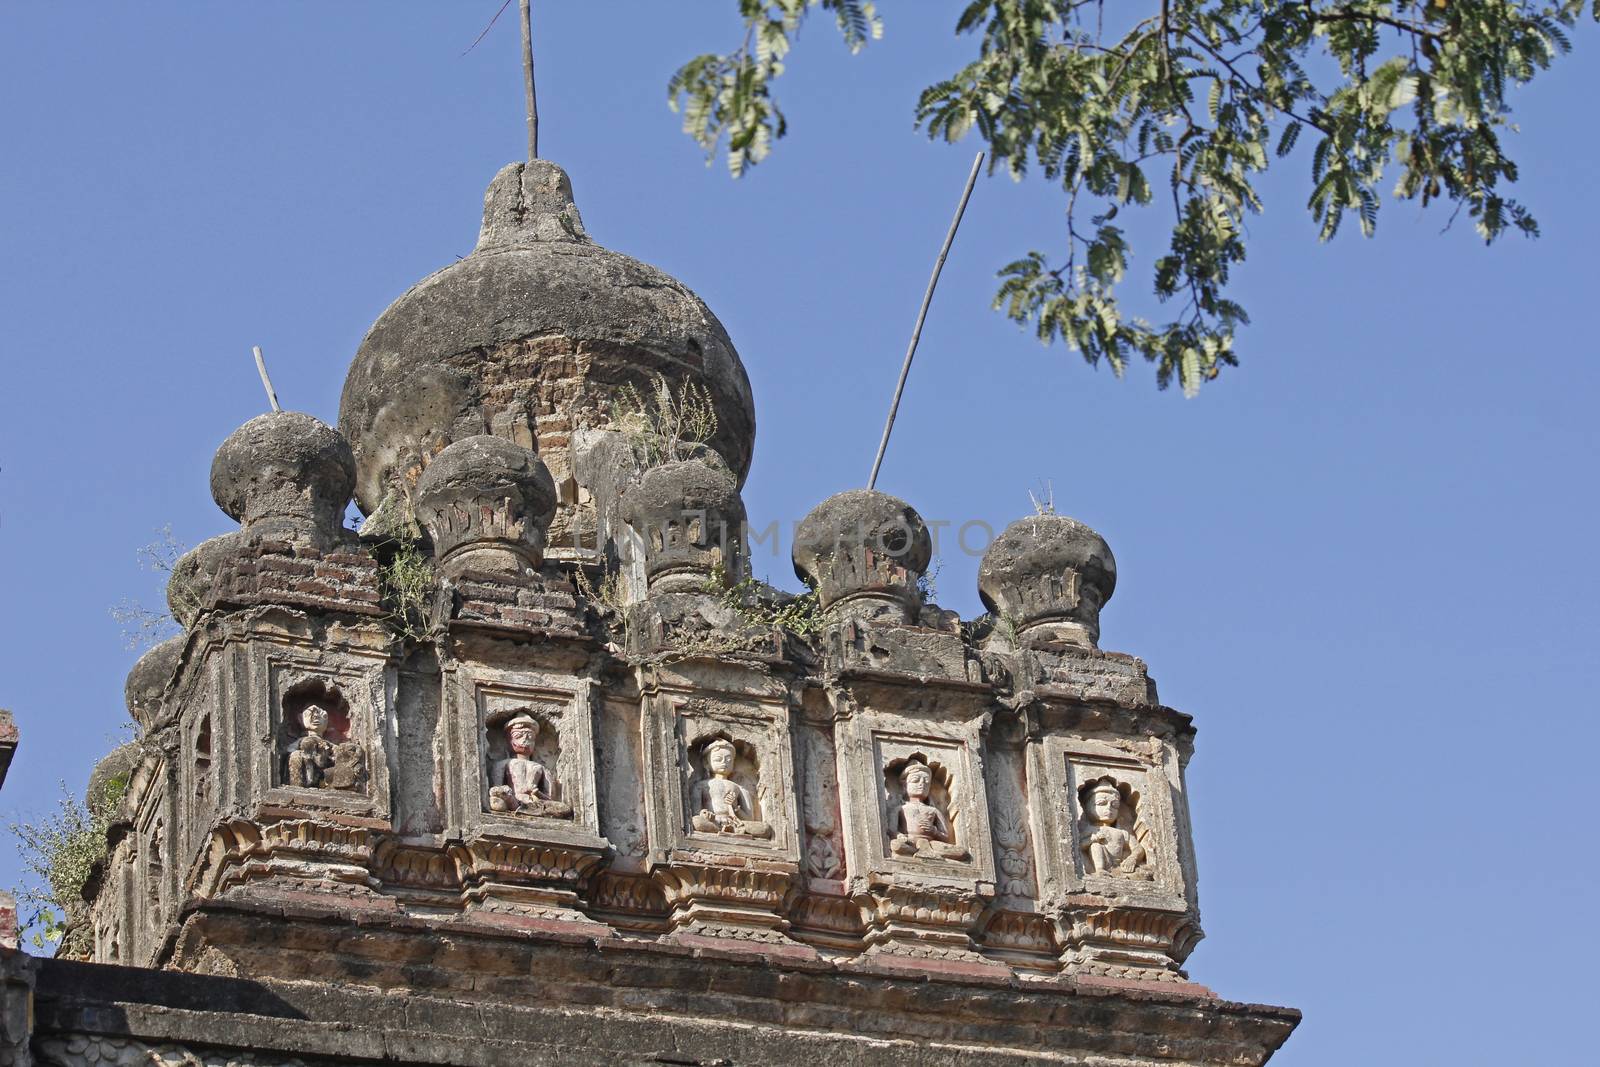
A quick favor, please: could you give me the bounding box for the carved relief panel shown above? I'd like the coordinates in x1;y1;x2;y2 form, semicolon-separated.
641;692;800;864
256;651;392;820
442;669;604;846
1027;733;1196;909
439;667;607;923
836;710;997;890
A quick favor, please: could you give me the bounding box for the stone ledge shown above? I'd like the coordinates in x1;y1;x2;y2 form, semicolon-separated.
111;900;1301;1066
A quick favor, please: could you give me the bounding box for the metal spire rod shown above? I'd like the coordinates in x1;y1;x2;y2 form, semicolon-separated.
866;152;983;491
520;0;538;159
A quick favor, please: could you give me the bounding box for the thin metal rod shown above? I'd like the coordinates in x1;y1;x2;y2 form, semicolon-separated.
867;151;983;490
520;0;538;159
252;346;282;412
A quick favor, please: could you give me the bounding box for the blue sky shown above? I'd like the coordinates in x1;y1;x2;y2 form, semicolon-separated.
2;5;1596;1062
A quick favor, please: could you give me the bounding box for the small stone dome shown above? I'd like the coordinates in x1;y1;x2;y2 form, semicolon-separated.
125;635;185;731
619;458;745;593
977;514;1116;649
210;412;356;544
338;160;756;551
793;489;932;623
87;741;142;819
167;532;243;627
415;435;557;576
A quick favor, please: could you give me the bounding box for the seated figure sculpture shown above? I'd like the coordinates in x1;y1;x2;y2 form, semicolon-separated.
1079;779;1152;879
889;759;969;861
285;701;367;791
287;703;335;788
689;738;771;838
488;713;573;818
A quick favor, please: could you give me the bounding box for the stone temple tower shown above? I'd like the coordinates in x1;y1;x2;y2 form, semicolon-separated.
18;161;1298;1066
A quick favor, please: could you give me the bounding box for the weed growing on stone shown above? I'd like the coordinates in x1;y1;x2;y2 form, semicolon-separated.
9;771;128;953
706;563;824;639
368;495;440;644
613;373;719;468
109;525;189;650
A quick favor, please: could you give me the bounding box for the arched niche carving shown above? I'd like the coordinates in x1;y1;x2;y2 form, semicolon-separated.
484;704;572;819
1076;775;1153;880
279;677;367;792
882;753;969;862
686;733;770;839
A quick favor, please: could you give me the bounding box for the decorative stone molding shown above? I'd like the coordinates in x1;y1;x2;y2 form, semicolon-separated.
979;908;1059;970
456;838;606;923
857;881;993;962
652;861;800;945
191;818;379;899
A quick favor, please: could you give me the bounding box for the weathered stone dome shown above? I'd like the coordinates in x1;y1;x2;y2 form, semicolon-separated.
793;489;932;623
338;160;756;549
978;514;1116;648
210;412;355;544
125;635;186;731
87;741;142;819
415;435;556;576
620;457;746;593
167;532;243;628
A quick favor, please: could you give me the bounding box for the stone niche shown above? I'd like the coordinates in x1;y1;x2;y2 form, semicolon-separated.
261;652;391;820
836;699;998;962
1027;730;1202;981
640;669;803;944
439;666;608;922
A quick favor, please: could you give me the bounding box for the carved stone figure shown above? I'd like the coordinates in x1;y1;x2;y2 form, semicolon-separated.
285;704;365;791
689;738;771;838
890;760;969;861
1079;779;1151;879
488;713;572;818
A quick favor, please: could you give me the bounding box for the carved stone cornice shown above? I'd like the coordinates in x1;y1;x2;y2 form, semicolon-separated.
457;836;607;924
858;878;994;962
652;856;802;945
190;817;379;899
1056;899;1204;984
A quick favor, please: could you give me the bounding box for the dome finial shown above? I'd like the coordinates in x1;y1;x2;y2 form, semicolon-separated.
476;161;587;251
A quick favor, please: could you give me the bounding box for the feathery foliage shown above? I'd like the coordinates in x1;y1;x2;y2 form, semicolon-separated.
673;1;1594;393
613;373;721;468
10;773;128;950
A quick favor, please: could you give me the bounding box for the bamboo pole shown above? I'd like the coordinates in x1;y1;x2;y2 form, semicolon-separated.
521;0;538;159
252;346;281;413
866;152;984;490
